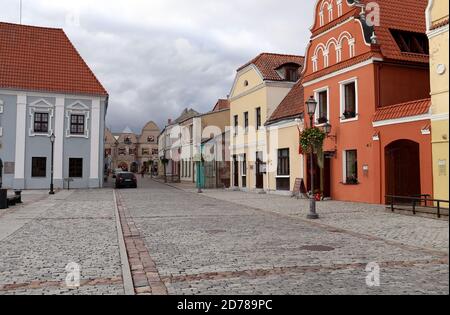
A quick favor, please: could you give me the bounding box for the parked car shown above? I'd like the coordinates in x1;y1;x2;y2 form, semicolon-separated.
115;172;137;189
112;168;123;179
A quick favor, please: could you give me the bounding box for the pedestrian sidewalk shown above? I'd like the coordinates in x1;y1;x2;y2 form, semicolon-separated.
153;179;449;254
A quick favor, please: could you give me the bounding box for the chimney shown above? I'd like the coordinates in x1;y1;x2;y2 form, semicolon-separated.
168;119;172;125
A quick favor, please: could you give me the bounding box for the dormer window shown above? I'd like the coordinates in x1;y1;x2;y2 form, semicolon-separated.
277;63;300;82
390;30;429;55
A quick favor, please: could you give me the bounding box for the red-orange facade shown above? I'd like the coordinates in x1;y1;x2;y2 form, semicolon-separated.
302;0;433;204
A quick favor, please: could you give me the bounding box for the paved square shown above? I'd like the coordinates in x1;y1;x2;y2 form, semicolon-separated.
0;178;448;295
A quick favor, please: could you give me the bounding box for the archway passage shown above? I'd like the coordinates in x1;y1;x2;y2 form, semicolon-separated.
385;140;421;202
130;162;139;173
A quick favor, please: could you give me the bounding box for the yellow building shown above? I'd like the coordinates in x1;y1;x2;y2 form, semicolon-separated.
427;0;449;201
229;53;305;192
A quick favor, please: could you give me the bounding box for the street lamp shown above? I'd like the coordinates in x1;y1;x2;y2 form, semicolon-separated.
49;133;56;195
323;122;332;136
305;96;319;220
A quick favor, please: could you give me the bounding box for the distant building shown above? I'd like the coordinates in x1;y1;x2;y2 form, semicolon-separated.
0;22;108;189
105;122;160;174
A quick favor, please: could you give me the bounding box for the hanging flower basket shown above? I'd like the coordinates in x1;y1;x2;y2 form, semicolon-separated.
299;127;326;154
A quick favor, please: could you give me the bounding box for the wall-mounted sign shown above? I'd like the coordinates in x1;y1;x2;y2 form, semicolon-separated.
363;164;369;175
3;162;15;174
438;159;447;176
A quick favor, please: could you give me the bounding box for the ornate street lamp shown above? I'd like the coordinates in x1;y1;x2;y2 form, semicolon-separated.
305;96;319;220
49;133;56;195
323;122;332;136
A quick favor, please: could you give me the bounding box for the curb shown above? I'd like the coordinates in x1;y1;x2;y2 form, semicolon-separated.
113;189;135;295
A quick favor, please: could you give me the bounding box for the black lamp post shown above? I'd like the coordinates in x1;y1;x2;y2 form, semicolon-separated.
306;96;319;220
49;133;56;195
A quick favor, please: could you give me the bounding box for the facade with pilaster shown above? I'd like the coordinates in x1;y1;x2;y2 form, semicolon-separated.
0;22;108;190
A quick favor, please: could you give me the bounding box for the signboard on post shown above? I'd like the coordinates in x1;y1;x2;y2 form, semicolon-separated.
292;178;308;199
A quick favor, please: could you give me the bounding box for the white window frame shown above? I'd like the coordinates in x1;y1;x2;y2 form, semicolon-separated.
0;99;3;114
342;149;358;184
28;99;54;137
65;101;90;139
339;77;359;123
314;86;330;126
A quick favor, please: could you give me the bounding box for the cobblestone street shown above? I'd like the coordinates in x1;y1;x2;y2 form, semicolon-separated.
0;177;448;295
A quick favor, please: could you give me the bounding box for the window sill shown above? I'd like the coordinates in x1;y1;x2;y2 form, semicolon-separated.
340;182;360;186
340;117;359;123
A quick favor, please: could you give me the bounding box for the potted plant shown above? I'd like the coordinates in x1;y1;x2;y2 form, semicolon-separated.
343;111;356;119
317;116;328;124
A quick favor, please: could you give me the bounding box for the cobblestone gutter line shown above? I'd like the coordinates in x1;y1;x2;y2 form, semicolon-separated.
161;258;449;284
0;277;122;292
115;190;168;295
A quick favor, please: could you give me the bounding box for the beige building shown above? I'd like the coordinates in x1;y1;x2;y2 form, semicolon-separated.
105;122;160;174
427;0;449;201
265;81;305;194
229;53;305;192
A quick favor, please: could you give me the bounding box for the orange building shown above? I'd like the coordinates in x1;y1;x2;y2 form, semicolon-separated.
302;0;432;204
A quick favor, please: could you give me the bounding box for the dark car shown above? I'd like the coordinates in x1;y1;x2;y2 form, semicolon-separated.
115;172;137;189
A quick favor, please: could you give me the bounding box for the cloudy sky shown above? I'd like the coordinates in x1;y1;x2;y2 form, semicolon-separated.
1;0;315;133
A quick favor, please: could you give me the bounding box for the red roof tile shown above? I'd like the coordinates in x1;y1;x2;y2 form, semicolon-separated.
373;98;431;122
267;80;304;125
237;53;305;81
213;99;230;112
364;0;430;64
0;22;107;96
431;18;449;31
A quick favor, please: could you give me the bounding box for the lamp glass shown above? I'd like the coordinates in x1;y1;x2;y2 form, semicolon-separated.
324;123;332;135
50;133;56;143
306;96;317;117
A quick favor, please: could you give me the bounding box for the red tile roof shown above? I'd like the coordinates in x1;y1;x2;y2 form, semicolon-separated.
431;18;449;31
373;98;431;122
237;53;305;81
267;80;304;125
0;22;107;96
213;99;230;112
364;0;430;64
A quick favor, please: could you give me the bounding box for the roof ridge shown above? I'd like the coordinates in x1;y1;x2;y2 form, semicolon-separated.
0;21;63;31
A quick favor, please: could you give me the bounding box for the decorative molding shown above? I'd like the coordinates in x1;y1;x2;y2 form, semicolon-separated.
90;98;101;181
431;112;449;122
339;77;359;123
303;58;382;87
14;94;27;181
372;114;431;127
28;98;54;137
65;101;90;138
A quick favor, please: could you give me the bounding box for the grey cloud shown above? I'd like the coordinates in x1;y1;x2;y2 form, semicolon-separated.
1;0;315;133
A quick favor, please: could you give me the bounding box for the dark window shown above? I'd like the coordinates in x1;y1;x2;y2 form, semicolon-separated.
70;115;85;135
234;115;239;136
244;112;249;131
343;82;356;119
147;136;155;143
256;107;262;130
345;150;358;184
318;91;328;124
152;149;159;155
142;148;150;156
285;67;299;82
390;30;429;55
32;157;47;177
69;158;83;178
277;149;290;176
118;148;126;155
34;113;49;133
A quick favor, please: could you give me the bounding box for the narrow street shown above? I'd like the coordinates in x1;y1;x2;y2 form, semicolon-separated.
0;177;448;295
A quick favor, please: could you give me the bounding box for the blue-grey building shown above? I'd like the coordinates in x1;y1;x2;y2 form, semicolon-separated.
0;22;109;190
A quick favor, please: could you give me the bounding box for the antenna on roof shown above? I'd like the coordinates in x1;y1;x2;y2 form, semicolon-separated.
19;0;23;24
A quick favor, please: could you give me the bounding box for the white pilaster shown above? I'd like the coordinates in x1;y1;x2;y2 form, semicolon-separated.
14;94;27;186
54;97;65;181
90;98;101;183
